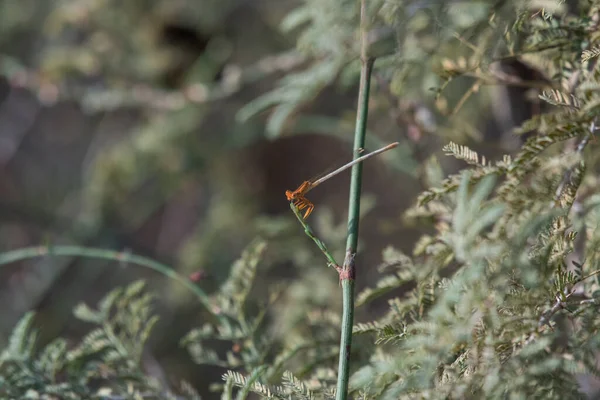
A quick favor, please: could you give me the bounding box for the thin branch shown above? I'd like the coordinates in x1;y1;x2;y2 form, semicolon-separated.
289;204;340;268
0;245;225;324
538;268;600;327
539;294;567;328
579;269;600;282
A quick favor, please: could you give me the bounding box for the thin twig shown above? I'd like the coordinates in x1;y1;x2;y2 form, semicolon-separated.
289;204;339;268
539;294;567;328
538;269;600;327
579;269;600;282
0;245;225;324
573;298;600;306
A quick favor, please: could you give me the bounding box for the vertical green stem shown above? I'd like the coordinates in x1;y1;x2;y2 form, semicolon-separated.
345;59;374;254
335;3;375;395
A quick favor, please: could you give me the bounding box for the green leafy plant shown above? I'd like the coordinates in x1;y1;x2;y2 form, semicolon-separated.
0;281;200;399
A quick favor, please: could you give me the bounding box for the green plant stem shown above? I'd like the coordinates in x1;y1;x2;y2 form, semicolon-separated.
290;204;340;267
336;4;375;397
288;52;375;398
0;245;226;324
286;1;375;396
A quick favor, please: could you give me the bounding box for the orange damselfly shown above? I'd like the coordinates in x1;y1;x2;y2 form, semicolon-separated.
286;142;399;218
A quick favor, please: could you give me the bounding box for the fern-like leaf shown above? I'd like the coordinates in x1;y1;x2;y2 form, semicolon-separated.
443;142;488;166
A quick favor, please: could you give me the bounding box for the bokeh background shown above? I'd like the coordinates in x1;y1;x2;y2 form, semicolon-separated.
0;0;539;397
